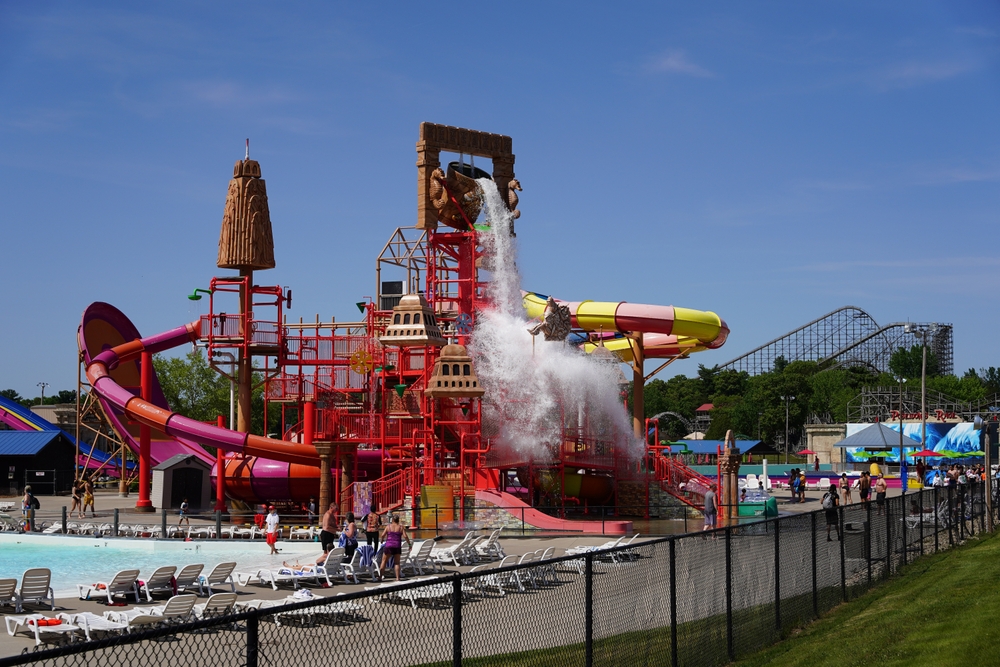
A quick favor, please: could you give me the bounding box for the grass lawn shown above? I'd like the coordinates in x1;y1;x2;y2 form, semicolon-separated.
738;530;1000;666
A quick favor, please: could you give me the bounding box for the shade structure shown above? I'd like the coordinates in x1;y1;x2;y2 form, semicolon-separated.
796;449;816;456
852;451;872;460
866;451;892;458
911;449;940;458
834;422;922;448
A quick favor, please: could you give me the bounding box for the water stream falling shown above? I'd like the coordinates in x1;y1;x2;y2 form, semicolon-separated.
469;179;641;461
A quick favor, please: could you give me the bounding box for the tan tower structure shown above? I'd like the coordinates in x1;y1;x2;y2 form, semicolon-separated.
218;147;276;434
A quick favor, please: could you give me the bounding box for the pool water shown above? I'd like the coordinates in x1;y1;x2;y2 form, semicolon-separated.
0;534;319;598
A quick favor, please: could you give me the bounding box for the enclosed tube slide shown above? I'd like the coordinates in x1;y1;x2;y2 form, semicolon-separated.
522;291;728;362
80;303;318;470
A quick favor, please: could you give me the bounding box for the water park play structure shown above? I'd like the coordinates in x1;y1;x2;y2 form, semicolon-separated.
76;124;731;531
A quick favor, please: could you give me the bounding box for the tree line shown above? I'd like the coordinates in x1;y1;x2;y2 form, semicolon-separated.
642;345;1000;449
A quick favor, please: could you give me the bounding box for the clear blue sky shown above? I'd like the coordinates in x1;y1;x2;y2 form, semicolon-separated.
1;2;998;399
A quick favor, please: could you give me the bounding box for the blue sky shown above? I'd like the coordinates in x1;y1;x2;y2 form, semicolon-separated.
1;2;998;398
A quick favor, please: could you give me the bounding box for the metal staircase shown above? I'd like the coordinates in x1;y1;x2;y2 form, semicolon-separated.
652;453;713;510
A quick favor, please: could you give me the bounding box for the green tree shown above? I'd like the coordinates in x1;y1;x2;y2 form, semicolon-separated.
154;351;231;425
0;389;22;403
889;345;939;379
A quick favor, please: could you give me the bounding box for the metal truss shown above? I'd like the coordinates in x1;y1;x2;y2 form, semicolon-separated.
717;306;953;376
848;386;1000;423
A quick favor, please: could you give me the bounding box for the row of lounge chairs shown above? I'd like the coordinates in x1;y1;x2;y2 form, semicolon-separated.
5;593;240;644
39;522;278;539
77;563;237;604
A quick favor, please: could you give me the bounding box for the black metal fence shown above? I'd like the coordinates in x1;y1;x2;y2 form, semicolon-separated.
0;485;991;667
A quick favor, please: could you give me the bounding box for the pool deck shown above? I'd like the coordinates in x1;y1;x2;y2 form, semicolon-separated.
0;486;915;656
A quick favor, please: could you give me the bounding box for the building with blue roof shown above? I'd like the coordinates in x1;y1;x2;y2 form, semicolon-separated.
0;430;76;496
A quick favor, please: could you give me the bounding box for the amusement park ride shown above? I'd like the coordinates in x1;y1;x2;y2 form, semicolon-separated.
77;124;732;529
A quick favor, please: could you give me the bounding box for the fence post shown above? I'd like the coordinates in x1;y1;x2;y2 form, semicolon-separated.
435;505;439;536
669;538;677;667
934;486;939;553
246;614;258;667
884;496;892;580
216;510;222;539
725;526;733;661
981;483;986;535
811;511;818;618
601;506;606;536
839;506;846;602
774;518;781;633
585;553;594;667
901;495;907;567
866;501;872;586
521;507;525;537
114;508;119;538
960;489;966;541
452;575;462;667
61;506;67;535
919;488;924;556
161;508;167;538
948;486;954;546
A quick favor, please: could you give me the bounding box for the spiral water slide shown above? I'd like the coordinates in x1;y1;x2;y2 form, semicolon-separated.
522;291;729;361
79;303;318;484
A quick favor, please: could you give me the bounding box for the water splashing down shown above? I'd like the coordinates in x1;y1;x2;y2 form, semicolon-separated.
470;179;640;463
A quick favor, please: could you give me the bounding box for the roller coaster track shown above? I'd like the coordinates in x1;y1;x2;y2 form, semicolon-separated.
717;306;952;376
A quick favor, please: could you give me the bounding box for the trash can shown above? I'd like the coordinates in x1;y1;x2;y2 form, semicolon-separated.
844;521;869;560
764;497;778;518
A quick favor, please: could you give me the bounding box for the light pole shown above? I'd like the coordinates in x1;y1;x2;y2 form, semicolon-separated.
905;323;938;455
780;395;795;464
36;382;48;405
213;351;237;430
897;377;907;493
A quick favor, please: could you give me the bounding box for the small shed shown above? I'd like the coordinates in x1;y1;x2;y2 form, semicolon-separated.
151;454;212;511
0;431;76;496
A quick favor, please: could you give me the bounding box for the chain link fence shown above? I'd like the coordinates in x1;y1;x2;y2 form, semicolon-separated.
0;484;991;667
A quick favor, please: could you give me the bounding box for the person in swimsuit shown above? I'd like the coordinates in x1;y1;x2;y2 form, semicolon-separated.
178;498;190;526
342;512;359;561
875;474;887;515
839;473;852;504
320;503;338;553
859;471;871;507
823;482;841;541
70;481;83;517
82;478;95;518
364;509;382;550
379;515;412;581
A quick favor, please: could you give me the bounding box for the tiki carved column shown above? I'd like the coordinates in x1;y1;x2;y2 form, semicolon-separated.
416;141;441;231
217;155;276;435
315;443;332;516
491;155;516;235
720;430;742;525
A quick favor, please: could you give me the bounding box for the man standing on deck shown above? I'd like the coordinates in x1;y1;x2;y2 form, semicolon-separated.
702;484;717;534
320;502;338;553
265;506;280;554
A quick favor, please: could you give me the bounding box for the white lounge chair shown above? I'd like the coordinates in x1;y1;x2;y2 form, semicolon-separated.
305;547;350;585
474;529;506;561
406;540;441;574
106;594;197;631
193;592;238;619
17;568;55;612
141;566;177;602
5;614;81;645
288;526;315;540
430;535;479;568
255;567;320;590
197;562;237;596
57;612;128;640
0;578;18;612
77;569;140;605
174;564;204;594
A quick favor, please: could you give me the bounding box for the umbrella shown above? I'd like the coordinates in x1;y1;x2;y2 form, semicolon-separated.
911;449;940;458
796;449;816;456
867;451;892;458
968;450;986;457
851;451;872;460
938;450;964;459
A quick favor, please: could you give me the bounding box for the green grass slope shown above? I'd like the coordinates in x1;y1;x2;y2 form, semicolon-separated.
738;531;1000;667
